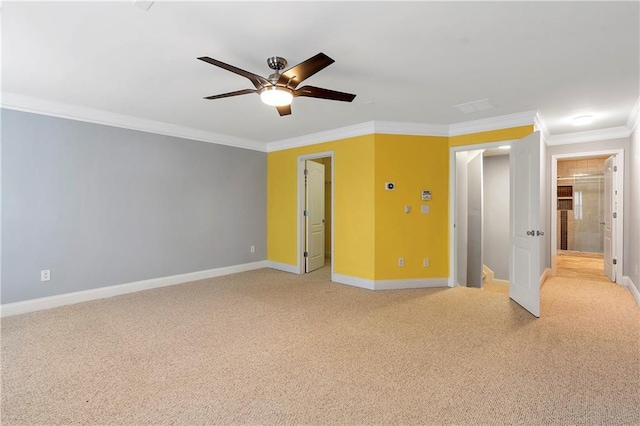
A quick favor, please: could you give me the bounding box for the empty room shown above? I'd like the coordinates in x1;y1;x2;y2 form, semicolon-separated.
2;2;639;424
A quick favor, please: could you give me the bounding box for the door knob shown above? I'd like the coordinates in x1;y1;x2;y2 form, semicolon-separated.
526;230;535;236
537;230;544;236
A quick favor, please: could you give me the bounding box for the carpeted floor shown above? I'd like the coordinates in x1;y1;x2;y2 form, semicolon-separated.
2;267;639;425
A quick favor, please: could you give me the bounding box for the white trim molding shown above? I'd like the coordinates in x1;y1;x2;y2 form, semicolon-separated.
267;122;375;152
540;268;552;288
332;273;448;291
534;111;551;141
449;110;538;136
626;97;640;134
1;92;266;152
265;261;300;274
268;111;539;152
6;92;634;154
373;277;448;290
373;121;449;137
546;126;631;146
622;276;640;307
332;273;376;290
0;260;268;317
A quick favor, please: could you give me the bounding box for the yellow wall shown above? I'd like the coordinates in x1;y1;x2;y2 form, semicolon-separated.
267;135;376;279
449;125;533;147
267;125;534;282
374;135;449;279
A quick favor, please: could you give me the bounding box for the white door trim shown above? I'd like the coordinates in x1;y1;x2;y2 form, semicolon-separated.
550;149;624;283
297;151;335;279
448;139;518;287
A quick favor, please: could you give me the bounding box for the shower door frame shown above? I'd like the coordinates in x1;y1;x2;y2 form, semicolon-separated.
550;149;624;283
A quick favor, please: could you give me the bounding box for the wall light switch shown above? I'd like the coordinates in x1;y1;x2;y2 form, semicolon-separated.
421;205;430;214
405;205;411;213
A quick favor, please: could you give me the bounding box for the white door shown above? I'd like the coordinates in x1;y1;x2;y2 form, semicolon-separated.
509;132;541;317
305;160;325;272
603;155;615;281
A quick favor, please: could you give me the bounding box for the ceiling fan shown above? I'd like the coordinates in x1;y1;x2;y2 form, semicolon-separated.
197;53;356;116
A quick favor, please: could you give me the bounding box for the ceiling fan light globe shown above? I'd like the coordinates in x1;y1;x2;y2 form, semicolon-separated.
260;87;293;107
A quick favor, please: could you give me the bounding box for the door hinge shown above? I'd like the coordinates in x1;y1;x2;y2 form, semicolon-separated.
613;212;617;219
304;251;308;258
613;258;617;265
304;169;308;176
613;165;618;172
303;210;308;216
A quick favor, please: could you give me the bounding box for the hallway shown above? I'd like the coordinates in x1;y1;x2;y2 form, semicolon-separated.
556;252;612;283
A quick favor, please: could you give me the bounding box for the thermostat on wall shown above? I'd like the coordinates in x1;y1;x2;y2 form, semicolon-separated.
385;182;396;191
421;190;432;201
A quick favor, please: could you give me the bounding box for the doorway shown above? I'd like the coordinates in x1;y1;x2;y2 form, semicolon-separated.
297;152;334;276
551;150;624;283
450;132;543;317
454;147;511;290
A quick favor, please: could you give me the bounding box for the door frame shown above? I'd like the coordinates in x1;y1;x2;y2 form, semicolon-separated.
448;140;518;287
297;151;335;278
550;149;624;283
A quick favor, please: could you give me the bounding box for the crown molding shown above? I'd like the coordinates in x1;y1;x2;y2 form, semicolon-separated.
267;112;538;152
373;121;449;137
8;91;632;152
267;121;376;152
545;126;631;146
533;111;551;142
448;110;538;137
626;97;639;134
0;92;267;152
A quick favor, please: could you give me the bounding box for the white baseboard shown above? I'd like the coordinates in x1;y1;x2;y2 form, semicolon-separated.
266;261;300;274
373;277;448;290
332;273;375;290
539;268;552;288
332;274;447;291
0;260;268;317
622;276;640;307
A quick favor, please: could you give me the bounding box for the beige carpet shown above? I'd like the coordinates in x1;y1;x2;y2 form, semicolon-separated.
2;267;639;425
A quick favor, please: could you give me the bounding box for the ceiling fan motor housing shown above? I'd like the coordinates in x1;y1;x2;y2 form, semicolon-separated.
267;56;287;71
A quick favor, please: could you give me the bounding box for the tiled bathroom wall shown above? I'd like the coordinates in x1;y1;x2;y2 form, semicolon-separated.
557;157;607;253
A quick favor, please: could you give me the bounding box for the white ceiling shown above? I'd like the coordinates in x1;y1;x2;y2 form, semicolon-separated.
2;1;639;143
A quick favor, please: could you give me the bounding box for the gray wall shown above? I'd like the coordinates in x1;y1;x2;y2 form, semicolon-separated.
547;137;631;280
483;154;510;280
1;109;266;304
455;151;468;286
629;127;640;291
467;150;483;288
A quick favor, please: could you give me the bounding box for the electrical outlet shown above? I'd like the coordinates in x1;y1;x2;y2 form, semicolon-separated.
398;257;404;267
40;270;51;282
250;245;256;253
423;258;430;267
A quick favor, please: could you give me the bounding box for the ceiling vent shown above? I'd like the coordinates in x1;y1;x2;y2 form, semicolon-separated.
132;0;154;11
452;98;496;114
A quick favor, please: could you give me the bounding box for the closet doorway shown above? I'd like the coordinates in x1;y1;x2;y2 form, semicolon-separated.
551;150;624;283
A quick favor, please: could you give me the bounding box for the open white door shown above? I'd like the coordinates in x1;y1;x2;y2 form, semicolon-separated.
603;155;616;281
305;160;325;272
509;132;541;317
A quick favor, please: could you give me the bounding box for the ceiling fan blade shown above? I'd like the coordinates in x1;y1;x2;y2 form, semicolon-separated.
203;89;257;100
277;53;334;89
198;57;270;90
294;86;356;102
276;105;292;116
